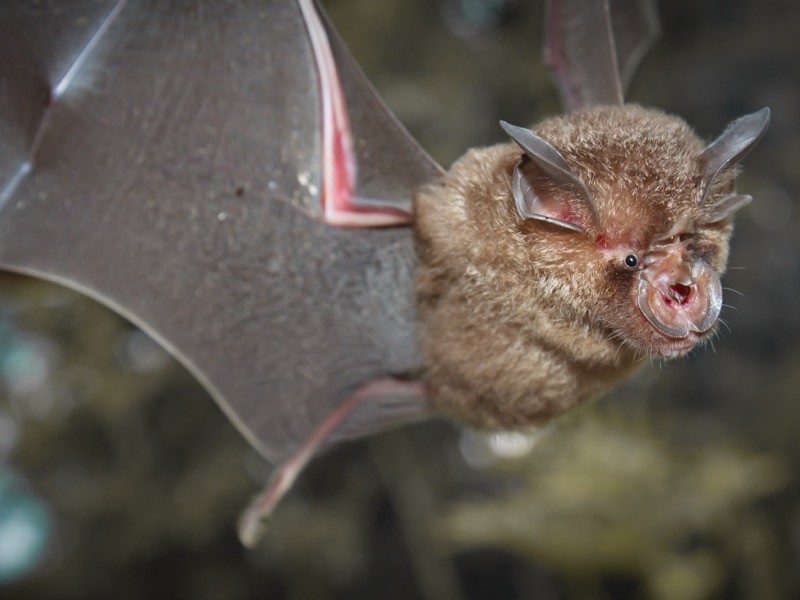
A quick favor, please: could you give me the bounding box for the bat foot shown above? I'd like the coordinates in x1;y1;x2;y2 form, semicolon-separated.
237;444;308;548
238;509;269;549
237;481;280;548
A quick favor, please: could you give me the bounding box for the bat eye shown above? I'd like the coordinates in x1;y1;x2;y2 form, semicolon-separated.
624;254;639;268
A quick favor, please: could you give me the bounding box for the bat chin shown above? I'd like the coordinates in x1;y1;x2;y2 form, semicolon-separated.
656;337;698;358
647;328;703;359
623;312;709;359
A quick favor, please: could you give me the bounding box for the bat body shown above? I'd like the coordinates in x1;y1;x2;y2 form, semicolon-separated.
0;0;768;544
418;104;766;428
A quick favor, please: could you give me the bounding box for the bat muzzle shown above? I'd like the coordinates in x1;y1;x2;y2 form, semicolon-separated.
636;251;722;340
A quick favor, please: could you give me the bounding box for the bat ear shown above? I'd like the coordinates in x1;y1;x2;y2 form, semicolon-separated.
698;108;770;205
500;121;599;233
702;193;753;224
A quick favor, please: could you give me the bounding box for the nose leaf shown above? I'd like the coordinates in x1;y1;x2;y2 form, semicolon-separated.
668;283;692;304
688;260;723;333
638;278;691;338
637;258;722;338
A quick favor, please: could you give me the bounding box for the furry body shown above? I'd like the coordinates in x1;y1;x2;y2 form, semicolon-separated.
415;105;736;429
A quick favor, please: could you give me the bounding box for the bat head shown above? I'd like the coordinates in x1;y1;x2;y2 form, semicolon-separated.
502;105;769;359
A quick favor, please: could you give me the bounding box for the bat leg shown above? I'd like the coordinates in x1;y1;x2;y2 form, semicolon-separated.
237;378;428;547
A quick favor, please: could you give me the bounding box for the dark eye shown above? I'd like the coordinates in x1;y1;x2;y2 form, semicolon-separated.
624;254;639;268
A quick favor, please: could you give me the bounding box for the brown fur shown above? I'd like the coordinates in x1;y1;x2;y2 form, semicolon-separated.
415;105;736;429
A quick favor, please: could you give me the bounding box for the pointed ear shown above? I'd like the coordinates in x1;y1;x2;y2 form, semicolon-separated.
500;121;599;232
698;108;770;204
702;193;753;224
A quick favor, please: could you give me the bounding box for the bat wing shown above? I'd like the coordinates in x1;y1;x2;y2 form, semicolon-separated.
0;0;442;465
544;0;660;112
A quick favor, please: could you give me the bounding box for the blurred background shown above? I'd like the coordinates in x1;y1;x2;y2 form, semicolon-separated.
1;0;798;598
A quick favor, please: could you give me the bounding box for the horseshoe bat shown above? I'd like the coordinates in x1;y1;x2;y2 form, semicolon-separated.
0;0;768;545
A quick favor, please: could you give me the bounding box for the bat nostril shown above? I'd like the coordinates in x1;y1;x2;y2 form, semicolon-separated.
667;283;692;305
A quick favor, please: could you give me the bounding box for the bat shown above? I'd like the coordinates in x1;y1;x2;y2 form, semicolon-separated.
0;0;768;547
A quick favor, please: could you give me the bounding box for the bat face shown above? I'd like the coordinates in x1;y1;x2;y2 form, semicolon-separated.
506;105;764;360
416;104;768;429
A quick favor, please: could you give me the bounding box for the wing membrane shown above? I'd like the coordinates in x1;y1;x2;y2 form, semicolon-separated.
544;0;659;112
0;0;426;463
